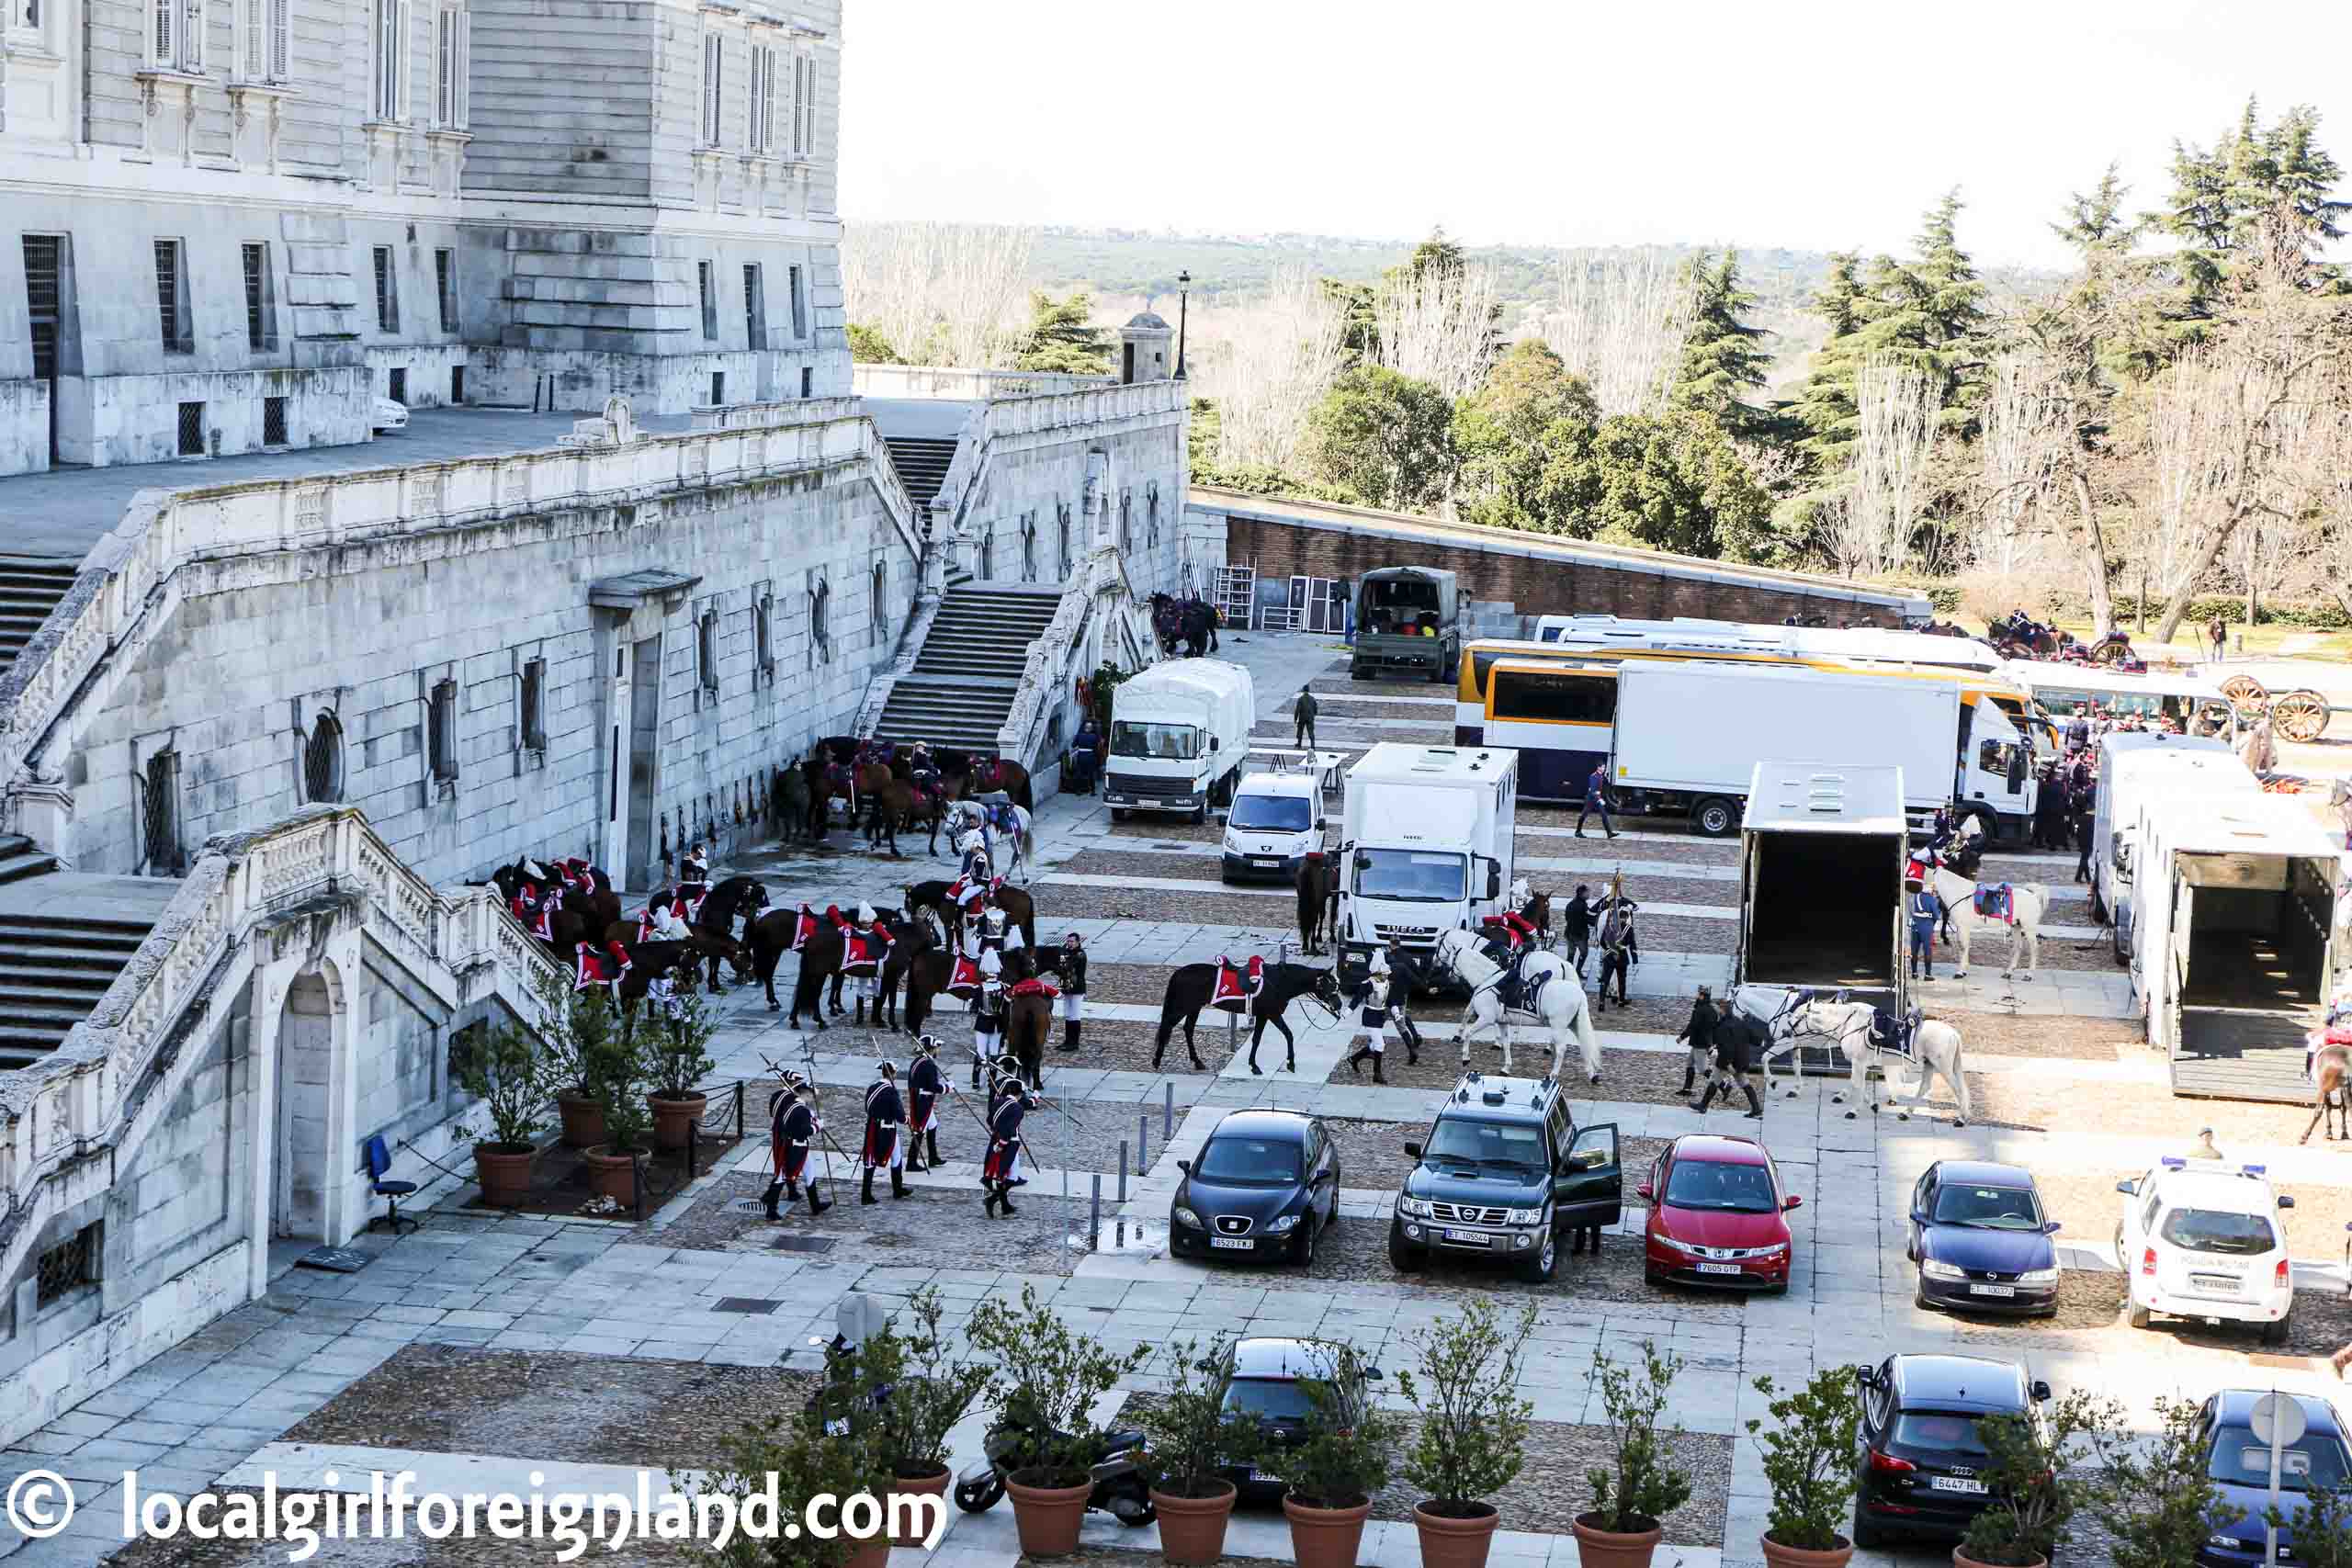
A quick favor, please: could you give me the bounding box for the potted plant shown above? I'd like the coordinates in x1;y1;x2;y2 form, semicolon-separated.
1250;1341;1402;1568
646;987;718;1150
1135;1335;1260;1563
868;1288;990;1545
965;1281;1151;1556
1577;1340;1692;1568
453;1016;546;1208
1745;1369;1862;1568
581;1022;652;1207
537;974;616;1149
1956;1389;2112;1568
1399;1299;1535;1568
693;1404;896;1568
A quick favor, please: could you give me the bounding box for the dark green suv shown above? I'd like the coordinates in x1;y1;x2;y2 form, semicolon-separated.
1387;1073;1623;1282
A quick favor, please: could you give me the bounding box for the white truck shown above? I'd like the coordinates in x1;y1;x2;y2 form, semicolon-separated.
1603;659;2032;840
2131;793;2346;1104
2088;731;2253;950
1219;747;1344;884
1101;659;1257;824
1334;743;1519;968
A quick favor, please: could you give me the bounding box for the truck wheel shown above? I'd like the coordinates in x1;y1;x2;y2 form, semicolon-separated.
1691;797;1739;838
1111;807;1129;823
1191;802;1207;825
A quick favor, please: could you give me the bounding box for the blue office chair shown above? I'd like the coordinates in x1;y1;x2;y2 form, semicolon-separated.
363;1134;420;1235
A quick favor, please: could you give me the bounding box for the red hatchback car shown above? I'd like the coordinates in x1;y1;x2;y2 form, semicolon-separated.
1639;1134;1799;1292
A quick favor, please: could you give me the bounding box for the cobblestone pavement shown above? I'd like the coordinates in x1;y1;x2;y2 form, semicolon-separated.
9;630;2352;1568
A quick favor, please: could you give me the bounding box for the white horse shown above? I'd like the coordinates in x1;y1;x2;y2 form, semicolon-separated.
944;800;1035;885
1926;866;2049;978
1433;929;1601;1083
1770;996;1973;1125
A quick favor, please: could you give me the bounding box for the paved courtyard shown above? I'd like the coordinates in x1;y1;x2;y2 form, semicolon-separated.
8;629;2352;1568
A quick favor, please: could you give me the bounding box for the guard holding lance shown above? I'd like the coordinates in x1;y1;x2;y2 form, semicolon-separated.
981;1078;1038;1218
905;1034;946;1171
860;1060;910;1205
763;1075;831;1218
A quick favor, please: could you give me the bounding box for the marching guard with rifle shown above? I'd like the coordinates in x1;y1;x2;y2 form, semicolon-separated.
981;1077;1039;1218
763;1075;831;1218
859;1061;910;1204
905;1034;946;1172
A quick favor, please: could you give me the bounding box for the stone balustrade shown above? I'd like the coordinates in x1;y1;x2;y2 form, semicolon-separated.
996;545;1145;761
850;365;1116;400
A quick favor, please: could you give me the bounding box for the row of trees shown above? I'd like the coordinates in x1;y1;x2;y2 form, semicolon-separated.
842;220;1116;375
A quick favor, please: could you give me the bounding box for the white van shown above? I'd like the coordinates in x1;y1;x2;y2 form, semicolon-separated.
1219;749;1341;884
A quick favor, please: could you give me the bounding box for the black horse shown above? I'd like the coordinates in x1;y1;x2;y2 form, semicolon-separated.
1154;961;1343;1075
1148;592;1216;659
628;874;769;990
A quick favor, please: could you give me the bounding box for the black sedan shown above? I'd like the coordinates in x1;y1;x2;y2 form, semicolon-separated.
1212;1337;1374;1502
1906;1160;2062;1316
1170;1111;1340;1267
1852;1354;2051;1548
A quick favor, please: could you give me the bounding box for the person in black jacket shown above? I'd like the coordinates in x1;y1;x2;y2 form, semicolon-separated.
981;1081;1037;1217
763;1078;829;1217
1675;987;1717;1099
2074;799;2095;884
1053;931;1088;1052
1592;891;1639;1010
1560;886;1594;977
859;1063;909;1205
1698;1007;1766;1118
905;1037;945;1171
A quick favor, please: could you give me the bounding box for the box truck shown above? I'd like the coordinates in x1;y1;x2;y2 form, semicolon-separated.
1334;744;1518;968
1736;763;1909;1001
1102;659;1257;823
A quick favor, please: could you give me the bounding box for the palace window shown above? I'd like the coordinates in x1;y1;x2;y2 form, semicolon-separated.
435;249;458;333
373;246;400;333
304;711;345;802
432;2;469;128
699;30;723;146
35;1224;99;1310
870;561;888;649
240;0;288;82
748;40;777;153
428;678;458;784
743;264;766;351
789;51;815;156
151;0;205;72
243;243;277;351
519;659;546;750
373;0;410;119
154;240;191;353
141;750;183;874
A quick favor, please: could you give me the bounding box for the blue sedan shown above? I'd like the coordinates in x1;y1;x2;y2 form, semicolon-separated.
2196;1389;2352;1568
1906;1160;2062;1316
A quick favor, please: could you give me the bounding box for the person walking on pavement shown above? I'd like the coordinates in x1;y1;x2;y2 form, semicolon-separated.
1592;885;1638;1010
2208;614;2228;666
1561;885;1594;977
2074;798;2095;885
1675;985;1717;1099
1294;685;1318;750
1908;877;1940;979
1577;763;1617;839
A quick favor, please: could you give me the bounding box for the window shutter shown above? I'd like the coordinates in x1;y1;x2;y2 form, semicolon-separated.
455;8;468;124
154;0;173;65
186;0;206;71
435;6;450;123
269;0;288;78
763;49;777;152
799;53;815;154
242;0;261;78
399;0;413;118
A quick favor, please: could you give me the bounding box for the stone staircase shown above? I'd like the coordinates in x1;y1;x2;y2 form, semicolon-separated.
869;584;1062;752
882;437;959;508
0;558;80;673
0;855;181;1070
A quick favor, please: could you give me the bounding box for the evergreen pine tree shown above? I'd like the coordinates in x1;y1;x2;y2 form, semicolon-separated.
1788;251;1866;469
1668;249;1771;434
1015;290;1114;375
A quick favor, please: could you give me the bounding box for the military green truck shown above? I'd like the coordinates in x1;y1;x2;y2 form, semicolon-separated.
1350;566;1459;682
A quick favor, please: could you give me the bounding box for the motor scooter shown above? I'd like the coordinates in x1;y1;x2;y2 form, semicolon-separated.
951;1417;1155;1524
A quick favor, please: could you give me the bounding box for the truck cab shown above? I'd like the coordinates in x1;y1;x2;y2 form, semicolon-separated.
1102;659;1257;824
1336;744;1518;970
1351;567;1460;683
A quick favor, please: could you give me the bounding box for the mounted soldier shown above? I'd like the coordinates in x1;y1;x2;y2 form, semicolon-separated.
763;1077;830;1218
905;1034;946;1171
1478;876;1544;1011
981;1078;1039;1218
971;900;1023;960
841;903;887;1026
681;840;710;886
950;831;996;923
859;1062;909;1205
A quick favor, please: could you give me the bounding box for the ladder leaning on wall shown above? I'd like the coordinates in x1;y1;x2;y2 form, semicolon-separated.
1211;561;1257;632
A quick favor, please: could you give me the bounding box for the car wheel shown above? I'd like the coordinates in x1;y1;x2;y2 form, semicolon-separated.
1387;1226;1423;1271
1519;1228;1557;1283
1111;808;1128;823
1851;1507;1885;1550
2127;1301;2151;1330
1914;1274;1936;1313
2265;1310;2292;1347
1295;1217;1316;1268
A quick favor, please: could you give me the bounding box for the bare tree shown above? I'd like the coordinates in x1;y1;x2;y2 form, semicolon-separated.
841;220;1037;368
1540;247;1695;416
1836;358;1938;576
1189;266;1350;472
1974;351;2066;577
1374;264;1499;402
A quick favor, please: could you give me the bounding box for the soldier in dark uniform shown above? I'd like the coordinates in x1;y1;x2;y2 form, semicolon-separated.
981;1079;1038;1217
763;1077;829;1217
859;1062;909;1205
905;1034;946;1171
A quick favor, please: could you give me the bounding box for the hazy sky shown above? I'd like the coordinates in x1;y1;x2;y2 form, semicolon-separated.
840;0;2351;272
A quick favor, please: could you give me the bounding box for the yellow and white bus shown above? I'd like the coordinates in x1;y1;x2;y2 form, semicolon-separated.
1998;662;2239;743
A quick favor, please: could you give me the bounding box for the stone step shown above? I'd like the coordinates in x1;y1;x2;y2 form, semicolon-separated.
0;977;119;1010
0;849;62;886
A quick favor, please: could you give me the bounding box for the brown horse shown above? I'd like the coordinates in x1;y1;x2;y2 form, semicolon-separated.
601;920;751;992
1002;948;1054;1089
941;752;1035;813
745;908;844;1023
903;880;1039;953
1296;852;1336;955
864;779;945;859
879;918;954;1036
2302;1041;2352;1144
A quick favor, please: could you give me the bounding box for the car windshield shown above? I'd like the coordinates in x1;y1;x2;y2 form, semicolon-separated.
1931;1184;2045;1230
1355;849;1465;902
1193;1136;1302;1185
2210;1432;2351;1494
1663;1158;1778;1213
2161;1207;2276;1256
1423;1118;1546;1170
1231;794;1312;832
1111;721;1200;761
1892;1413;1993;1458
1222;1378;1316;1422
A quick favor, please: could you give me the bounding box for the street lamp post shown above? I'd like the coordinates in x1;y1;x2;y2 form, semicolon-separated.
1174;269;1191;380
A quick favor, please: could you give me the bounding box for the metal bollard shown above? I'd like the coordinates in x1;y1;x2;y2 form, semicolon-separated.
1140;1112;1150;1169
1164;1080;1174;1140
1119;1140;1129;1202
1089;1174;1102;1250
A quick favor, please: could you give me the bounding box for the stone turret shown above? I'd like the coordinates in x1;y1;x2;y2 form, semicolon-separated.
1119;312;1174;384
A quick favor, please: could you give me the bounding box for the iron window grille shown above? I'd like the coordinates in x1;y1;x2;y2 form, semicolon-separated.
373;246;399;333
788;265;807;338
435;249;458;333
698;609;719;694
243;243;277;350
263;395;288;446
154;240;191;353
743;264;766;351
176;401;206;457
34;1224;98;1309
304;711;345;801
698;261;717;338
428;678;458;784
142;749;183;874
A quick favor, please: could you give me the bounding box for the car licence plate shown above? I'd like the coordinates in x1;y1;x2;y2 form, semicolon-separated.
1930;1476;1989;1495
1443;1228;1493;1247
1969;1283;2015;1298
2190;1273;2242;1294
1252;858;1281;869
1249;1469;1277;1483
1696;1261;1742;1276
1210;1237;1253;1251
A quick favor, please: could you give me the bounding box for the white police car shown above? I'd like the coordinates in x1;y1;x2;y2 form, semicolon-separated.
2114;1156;2295;1342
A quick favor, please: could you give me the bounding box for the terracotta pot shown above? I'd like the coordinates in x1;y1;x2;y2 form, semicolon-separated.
1283;1494;1374;1568
1573;1513;1665;1568
1953;1550;2043;1568
842;1534;889;1568
649;1090;708;1151
888;1465;951;1548
472;1144;537;1209
580;1146;644;1206
1005;1472;1092;1557
1762;1534;1855;1568
1152;1481;1238;1565
556;1090;605;1149
1416;1501;1502;1568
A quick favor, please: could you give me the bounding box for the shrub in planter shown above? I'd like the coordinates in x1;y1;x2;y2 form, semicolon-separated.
453;1016;548;1208
1400;1299;1537;1568
865;1289;989;1545
691;1407;894;1568
1136;1334;1261;1564
2084;1393;2227;1568
1577;1340;1692;1568
965;1281;1151;1556
645;989;719;1149
537;974;622;1148
1248;1341;1402;1568
580;1016;652;1203
1744;1370;1861;1568
1957;1390;2113;1568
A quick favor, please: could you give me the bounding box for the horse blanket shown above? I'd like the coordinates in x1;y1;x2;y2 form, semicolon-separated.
572;941;632;992
557;859;603;898
948;953;982;1000
1868;1006;1922;1062
840;927;887;976
1480;910;1539;949
1904;854;1934;886
787;904;840;953
512;892;554;942
1009;977;1059;1000
1973;884;2017;924
1210;955;1267;1013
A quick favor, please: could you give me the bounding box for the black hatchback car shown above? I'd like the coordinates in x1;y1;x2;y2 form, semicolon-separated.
1210;1337;1376;1503
1851;1353;2052;1548
1170;1111;1340;1267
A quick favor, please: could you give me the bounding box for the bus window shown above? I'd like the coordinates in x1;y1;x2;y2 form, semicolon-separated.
1491;668;1616;725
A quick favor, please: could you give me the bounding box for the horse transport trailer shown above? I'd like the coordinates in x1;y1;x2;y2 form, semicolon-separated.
1736;764;1909;1008
1102;659;1256;823
2133;795;2347;1104
2088;731;2253;949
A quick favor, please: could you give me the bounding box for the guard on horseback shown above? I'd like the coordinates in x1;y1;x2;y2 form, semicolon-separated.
1478;876;1544;1011
842;903;886;1026
951;831;996;919
859;1062;909;1204
981;1078;1038;1217
906;1034;946;1171
763;1077;830;1218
